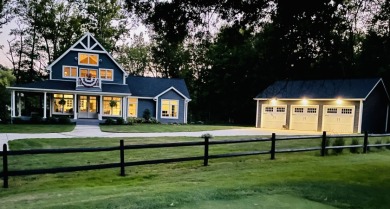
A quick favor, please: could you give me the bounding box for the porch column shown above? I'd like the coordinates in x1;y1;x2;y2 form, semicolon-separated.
11;90;15;117
99;96;103;120
17;93;21;117
49;94;52;117
43;92;47;119
122;97;127;121
73;93;78;119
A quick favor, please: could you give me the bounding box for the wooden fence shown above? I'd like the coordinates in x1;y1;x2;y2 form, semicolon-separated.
1;131;390;188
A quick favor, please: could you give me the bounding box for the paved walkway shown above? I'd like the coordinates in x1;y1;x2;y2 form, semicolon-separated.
0;122;321;151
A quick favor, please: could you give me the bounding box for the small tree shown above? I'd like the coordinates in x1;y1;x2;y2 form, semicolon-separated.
143;109;151;121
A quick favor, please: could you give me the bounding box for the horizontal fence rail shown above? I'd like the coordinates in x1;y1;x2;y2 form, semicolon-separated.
1;131;390;188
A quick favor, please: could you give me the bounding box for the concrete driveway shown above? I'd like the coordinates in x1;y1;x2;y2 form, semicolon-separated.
0;125;321;151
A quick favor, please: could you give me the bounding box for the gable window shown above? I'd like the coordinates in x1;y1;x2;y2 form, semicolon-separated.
53;94;74;114
161;99;178;119
79;53;98;66
103;96;121;116
100;69;113;81
128;98;138;117
63;66;77;78
80;68;98;78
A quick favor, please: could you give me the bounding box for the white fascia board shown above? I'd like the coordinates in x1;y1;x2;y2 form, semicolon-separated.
154;86;191;101
128;96;154;99
364;78;390;101
7;87;132;96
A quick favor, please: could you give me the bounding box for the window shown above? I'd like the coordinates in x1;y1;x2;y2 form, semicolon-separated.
100;69;113;81
63;66;77;78
276;107;285;112
307;108;317;113
128;98;138;117
327;108;337;114
294;108;304;113
161;100;178;118
79;53;98;66
341;108;352;114
103;96;121;116
53;94;74;114
80;68;98;78
265;107;273;112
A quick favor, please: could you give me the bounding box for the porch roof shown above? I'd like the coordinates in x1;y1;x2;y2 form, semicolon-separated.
127;76;190;98
9;80;131;95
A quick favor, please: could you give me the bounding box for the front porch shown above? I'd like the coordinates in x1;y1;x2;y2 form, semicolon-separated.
10;91;128;121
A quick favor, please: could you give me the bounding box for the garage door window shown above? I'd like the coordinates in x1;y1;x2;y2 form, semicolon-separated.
265;107;273;112
307;108;317;113
341;108;353;114
294;108;304;113
277;107;286;112
327;108;337;114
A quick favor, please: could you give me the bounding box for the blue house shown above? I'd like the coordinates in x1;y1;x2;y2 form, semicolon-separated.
8;33;191;123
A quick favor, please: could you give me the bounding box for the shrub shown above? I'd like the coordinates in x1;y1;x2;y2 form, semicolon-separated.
332;138;345;154
104;118;115;125
143;109;151;121
47;117;58;124
149;117;159;124
350;138;361;154
374;139;383;150
58;116;71;124
116;117;125;125
30;115;43;124
12;117;24;124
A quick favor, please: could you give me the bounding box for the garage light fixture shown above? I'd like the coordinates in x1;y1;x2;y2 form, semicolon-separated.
270;98;277;105
336;98;343;105
301;98;308;105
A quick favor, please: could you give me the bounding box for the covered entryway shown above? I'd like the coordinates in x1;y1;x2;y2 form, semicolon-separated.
78;95;98;118
290;105;319;131
261;105;287;129
322;106;355;133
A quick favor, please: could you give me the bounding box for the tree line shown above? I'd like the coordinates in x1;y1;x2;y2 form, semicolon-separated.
1;0;390;124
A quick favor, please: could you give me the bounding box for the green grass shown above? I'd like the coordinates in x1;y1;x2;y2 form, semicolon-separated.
0;124;75;133
100;123;248;133
1;136;390;208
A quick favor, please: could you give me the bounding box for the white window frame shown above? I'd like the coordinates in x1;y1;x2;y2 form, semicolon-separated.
127;98;138;117
53;94;74;115
100;68;114;81
161;99;179;119
62;65;78;79
78;53;99;66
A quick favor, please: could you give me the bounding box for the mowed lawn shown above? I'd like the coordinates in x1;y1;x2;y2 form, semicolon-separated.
100;123;248;132
0;136;390;209
0;124;75;133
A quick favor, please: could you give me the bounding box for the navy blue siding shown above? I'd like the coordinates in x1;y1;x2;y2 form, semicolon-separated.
51;51;124;84
362;84;389;133
137;99;156;118
157;90;185;123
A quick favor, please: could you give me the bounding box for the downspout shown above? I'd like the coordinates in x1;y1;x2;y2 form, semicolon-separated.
154;98;158;121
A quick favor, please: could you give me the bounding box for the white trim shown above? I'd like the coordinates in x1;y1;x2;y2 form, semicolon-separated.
154;86;191;101
8;87;131;96
11;90;15;117
46;33;128;77
130;96;154;99
87;35;90;48
99;96;103;120
90;43;99;50
254;98;364;101
78;53;99;67
99;68;114;81
49;67;52;80
17;93;21;117
255;100;259;127
79;42;88;50
160;99;179;119
358;100;363;133
155;98;158;120
364;78;390;101
62;65;78;79
127;98;138;117
74;93;78;119
122;97;126;120
49;95;52;117
386;105;389;132
43;92;47;118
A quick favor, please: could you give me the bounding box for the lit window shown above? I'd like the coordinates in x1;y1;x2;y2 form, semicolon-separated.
79;53;99;66
128;98;138;117
80;68;98;78
161;100;178;118
100;69;113;81
53;94;74;114
63;66;77;78
103;96;121;116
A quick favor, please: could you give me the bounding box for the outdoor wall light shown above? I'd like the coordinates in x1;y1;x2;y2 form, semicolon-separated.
336;98;343;105
271;98;277;105
301;98;308;105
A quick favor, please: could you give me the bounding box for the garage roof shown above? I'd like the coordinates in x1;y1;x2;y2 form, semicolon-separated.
255;78;388;100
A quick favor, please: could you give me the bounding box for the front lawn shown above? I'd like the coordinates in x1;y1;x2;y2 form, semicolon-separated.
0;124;75;133
100;123;248;132
1;136;389;208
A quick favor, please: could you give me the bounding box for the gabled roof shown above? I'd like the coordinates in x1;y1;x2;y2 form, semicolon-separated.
47;33;128;76
9;80;130;95
255;78;389;100
127;76;190;99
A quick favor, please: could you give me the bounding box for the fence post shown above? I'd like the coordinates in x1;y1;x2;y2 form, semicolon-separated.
270;133;276;160
321;131;327;157
363;131;368;154
120;140;125;176
3;144;8;188
203;136;209;166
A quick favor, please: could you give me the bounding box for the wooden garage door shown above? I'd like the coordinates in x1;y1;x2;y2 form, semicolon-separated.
322;106;355;133
290;105;319;131
261;105;287;129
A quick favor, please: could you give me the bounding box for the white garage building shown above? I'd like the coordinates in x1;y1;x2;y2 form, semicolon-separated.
254;78;390;134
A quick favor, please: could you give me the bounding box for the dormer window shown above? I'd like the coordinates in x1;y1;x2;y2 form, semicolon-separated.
79;53;98;66
100;69;113;81
63;66;77;78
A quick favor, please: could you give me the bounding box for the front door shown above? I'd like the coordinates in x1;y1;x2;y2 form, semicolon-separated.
79;96;98;118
